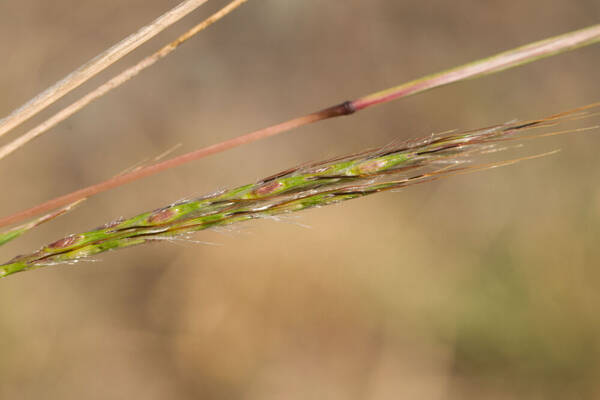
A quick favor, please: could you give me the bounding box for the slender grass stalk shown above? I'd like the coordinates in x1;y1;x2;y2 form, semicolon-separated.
0;0;248;161
1;24;598;229
352;24;600;110
2;105;596;277
0;0;210;139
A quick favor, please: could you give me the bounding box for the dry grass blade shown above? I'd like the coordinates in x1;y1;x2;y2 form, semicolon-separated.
0;0;209;140
0;0;248;161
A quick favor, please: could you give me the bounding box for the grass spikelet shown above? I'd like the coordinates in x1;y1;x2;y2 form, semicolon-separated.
1;105;598;278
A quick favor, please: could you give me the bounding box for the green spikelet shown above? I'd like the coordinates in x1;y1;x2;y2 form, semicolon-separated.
1;105;597;278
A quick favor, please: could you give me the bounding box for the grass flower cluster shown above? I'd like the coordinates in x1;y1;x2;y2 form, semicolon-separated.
0;1;598;279
2;106;595;277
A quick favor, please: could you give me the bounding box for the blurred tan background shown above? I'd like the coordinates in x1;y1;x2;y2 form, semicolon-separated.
1;1;600;398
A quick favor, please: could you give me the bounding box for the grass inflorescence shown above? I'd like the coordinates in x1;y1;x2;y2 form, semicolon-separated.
2;105;596;278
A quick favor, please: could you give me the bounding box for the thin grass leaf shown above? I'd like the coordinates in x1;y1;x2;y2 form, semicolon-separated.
0;0;248;161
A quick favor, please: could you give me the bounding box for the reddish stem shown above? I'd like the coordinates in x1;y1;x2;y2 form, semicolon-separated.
0;103;353;228
1;24;599;229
